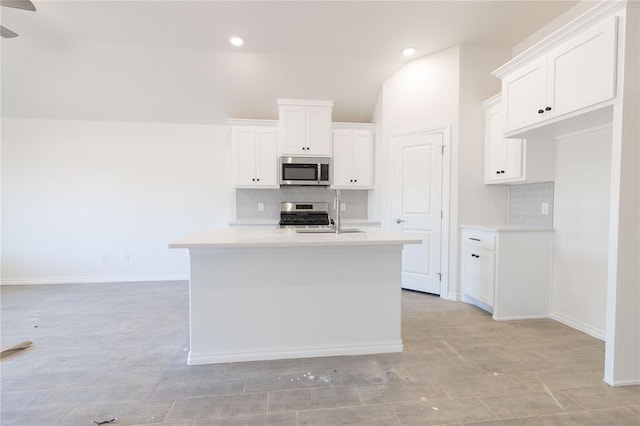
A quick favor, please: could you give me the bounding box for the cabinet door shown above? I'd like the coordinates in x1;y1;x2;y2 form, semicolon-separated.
485;100;523;183
352;130;374;187
547;16;617;118
485;104;506;181
503;56;548;132
461;246;480;300
332;130;354;187
279;105;307;155
306;107;332;156
255;128;278;187
231;127;257;187
478;250;496;308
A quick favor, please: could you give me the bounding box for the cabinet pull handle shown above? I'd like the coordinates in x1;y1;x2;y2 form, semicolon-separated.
538;109;544;114
469;238;481;242
545;106;552;111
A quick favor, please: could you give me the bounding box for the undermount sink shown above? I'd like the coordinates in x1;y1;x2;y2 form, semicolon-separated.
295;228;365;234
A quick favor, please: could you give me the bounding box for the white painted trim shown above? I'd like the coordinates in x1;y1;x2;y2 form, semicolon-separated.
188;341;403;365
226;118;278;127
551;311;606;341
603;377;640;387
277;99;333;107
0;274;189;285
332;122;376;131
494;314;550;321
441;293;461;302
493;0;628;78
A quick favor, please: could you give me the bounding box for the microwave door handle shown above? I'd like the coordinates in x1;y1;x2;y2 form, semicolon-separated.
317;163;321;184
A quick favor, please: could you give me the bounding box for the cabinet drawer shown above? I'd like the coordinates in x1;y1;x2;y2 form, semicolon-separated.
461;229;496;251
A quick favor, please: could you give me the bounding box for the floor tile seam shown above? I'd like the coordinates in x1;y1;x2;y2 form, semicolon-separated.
538;405;640;420
432;378;454;400
474;394;500;421
267;400;367;416
52;404;76;426
160;399;177;424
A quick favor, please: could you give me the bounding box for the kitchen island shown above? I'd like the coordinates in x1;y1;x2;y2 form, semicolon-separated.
169;228;420;365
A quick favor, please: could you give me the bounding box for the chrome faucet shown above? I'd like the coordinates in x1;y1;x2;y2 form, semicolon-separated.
334;189;342;234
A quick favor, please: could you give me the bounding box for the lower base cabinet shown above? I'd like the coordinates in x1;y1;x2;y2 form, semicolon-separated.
460;226;553;320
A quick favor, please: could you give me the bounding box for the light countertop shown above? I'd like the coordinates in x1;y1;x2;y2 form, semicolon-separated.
460;224;554;233
170;227;420;249
228;219;381;227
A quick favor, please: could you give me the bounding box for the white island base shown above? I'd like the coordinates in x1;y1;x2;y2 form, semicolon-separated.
171;229;418;365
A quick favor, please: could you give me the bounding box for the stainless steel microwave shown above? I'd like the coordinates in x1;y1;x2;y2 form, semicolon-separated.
279;156;330;186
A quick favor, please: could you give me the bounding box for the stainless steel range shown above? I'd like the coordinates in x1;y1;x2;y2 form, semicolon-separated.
279;202;331;228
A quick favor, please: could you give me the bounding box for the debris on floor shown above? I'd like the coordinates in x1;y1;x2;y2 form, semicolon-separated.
0;340;33;358
92;418;117;425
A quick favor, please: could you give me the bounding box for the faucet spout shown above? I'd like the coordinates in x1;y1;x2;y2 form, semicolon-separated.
334;189;341;234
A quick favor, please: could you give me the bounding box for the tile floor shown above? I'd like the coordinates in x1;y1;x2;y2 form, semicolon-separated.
1;281;638;425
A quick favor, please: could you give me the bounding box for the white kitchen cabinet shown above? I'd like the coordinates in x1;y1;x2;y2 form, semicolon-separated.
231;125;278;188
460;226;553;320
278;99;333;156
483;94;554;184
332;124;374;189
499;16;618;134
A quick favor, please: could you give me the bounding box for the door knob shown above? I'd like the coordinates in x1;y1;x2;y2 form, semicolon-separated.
396;219;406;223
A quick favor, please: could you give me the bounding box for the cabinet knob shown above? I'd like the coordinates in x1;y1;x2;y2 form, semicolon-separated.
500;170;505;174
252;178;255;181
256;178;260;182
538;109;544;114
354;179;357;183
545;106;552;111
496;171;500;175
350;179;353;182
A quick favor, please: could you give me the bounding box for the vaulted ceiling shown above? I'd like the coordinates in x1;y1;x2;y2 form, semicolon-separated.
1;1;582;124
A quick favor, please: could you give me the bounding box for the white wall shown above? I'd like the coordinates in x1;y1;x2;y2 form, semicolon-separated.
457;45;511;227
1;118;233;284
551;126;612;339
371;44;510;299
511;1;600;57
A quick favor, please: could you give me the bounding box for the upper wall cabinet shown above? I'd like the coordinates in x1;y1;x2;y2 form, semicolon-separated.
230;121;279;188
498;16;618;135
278;99;333;156
483;94;554;185
332;124;375;189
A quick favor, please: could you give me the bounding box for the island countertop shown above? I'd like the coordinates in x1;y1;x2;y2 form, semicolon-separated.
169;227;421;249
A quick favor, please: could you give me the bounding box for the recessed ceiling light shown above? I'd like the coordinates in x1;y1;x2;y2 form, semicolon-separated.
402;47;416;57
229;36;244;47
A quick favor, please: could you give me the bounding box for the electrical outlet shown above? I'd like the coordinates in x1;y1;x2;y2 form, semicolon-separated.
340;202;346;212
123;254;130;262
258;202;264;212
541;202;549;215
100;254;108;263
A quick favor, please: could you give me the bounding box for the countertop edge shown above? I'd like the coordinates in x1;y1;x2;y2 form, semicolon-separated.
460;224;554;233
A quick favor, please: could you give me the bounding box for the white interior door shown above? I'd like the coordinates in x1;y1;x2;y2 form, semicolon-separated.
392;129;444;294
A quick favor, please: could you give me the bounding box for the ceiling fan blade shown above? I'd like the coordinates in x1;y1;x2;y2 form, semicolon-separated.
1;25;19;38
0;0;36;11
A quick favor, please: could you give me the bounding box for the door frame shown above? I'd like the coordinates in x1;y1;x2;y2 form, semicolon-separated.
389;125;451;297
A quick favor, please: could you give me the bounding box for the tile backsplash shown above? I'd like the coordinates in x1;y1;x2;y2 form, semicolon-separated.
509;182;554;228
236;187;368;220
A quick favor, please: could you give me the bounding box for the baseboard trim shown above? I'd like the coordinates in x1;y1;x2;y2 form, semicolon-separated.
494;314;550;321
188;341;404;365
550;311;606;341
0;274;189;285
603;377;640;387
442;292;461;302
